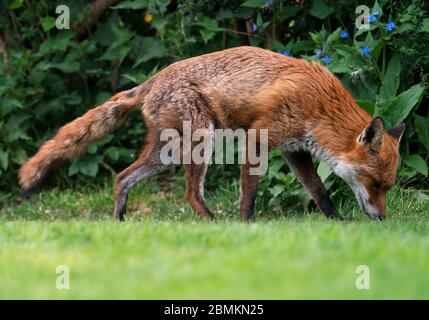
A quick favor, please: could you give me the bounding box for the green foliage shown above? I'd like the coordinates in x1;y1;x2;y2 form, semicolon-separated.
0;0;428;207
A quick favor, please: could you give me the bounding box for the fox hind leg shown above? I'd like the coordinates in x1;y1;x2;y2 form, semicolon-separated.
182;121;214;220
183;163;213;220
239;162;261;221
113;130;163;221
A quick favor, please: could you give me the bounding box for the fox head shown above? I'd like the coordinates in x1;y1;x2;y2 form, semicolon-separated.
334;117;405;220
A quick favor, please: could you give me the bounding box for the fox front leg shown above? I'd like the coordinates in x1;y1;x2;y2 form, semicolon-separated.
284;151;341;220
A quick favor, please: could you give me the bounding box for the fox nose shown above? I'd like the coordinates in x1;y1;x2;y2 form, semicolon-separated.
366;211;386;220
372;213;385;221
376;214;385;221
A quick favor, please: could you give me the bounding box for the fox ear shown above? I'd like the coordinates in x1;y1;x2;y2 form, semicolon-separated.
387;123;405;143
358;117;384;152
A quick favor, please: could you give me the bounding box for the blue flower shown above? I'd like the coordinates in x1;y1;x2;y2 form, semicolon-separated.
340;31;349;39
385;22;396;31
361;46;371;57
279;50;291;56
264;0;273;6
368;15;377;24
372;12;380;17
251;23;257;33
315;49;322;57
322;56;331;64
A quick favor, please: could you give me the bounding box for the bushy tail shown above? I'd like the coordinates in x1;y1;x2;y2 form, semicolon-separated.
19;85;146;193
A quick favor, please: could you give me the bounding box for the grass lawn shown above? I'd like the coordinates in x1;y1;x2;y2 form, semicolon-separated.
1;177;429;299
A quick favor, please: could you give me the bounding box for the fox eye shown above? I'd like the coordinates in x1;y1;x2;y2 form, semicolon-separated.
373;180;382;189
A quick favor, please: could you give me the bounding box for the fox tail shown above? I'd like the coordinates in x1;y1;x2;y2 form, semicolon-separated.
19;84;148;194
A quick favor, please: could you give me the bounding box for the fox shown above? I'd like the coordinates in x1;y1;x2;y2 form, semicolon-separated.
19;46;405;221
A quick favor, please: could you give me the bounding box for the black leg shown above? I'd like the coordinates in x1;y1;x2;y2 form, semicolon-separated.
284;151;341;219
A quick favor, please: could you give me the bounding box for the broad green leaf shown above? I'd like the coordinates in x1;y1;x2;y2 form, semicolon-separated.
132;37;166;68
82;156;102;177
87;144;98;154
36;61;80;73
40;17;56;31
269;185;285;198
404;154;428;177
241;0;264;8
53;61;80;73
6;114;31;130
97;22;134;63
399;167;416;179
93;15;117;46
398;23;414;33
278;5;301;21
99;46;131;63
317;161;332;183
310;0;334;19
12;148;27;165
256;13;263;27
68;161;80;176
69;155;102;177
309;32;321;45
0;98;24;117
111;0;148;9
9;0;23;9
380;83;424;127
356;100;375;115
193;18;224;32
105;147;120;162
329;60;352;74
379;53;400;103
288;40;313;52
8;130;31;142
334;44;357;57
415;115;429;153
38;31;76;55
200;29;215;44
322;27;341;53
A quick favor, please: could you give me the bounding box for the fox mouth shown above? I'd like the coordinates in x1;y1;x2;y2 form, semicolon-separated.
356;194;385;220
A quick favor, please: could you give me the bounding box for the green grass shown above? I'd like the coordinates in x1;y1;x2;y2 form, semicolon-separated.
1;178;429;299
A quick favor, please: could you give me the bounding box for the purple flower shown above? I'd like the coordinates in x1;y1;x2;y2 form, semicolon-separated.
368;15;377;24
322;56;331;64
315;49;322;57
340;31;349;39
251;23;257;33
361;46;371;57
386;22;396;31
279;50;291;56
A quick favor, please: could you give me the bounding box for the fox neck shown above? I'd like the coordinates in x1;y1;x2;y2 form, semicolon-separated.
280;101;372;172
308;93;372;149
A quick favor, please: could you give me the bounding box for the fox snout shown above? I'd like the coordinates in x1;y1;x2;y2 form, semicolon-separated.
361;203;386;221
355;192;386;221
364;209;386;221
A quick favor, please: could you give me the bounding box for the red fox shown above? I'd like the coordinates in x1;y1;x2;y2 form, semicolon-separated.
19;46;405;221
